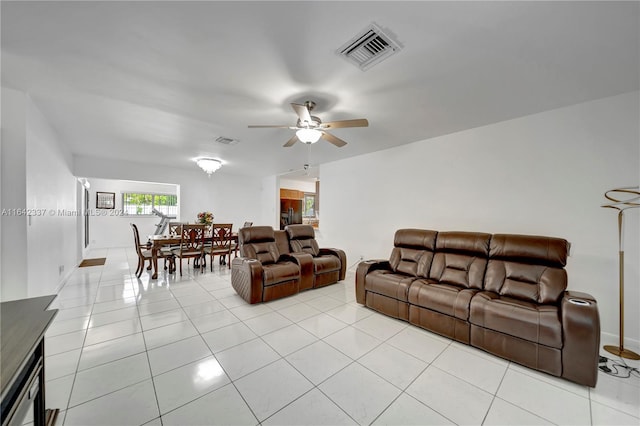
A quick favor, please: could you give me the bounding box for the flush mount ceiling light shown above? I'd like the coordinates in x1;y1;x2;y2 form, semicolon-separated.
196;158;222;176
296;128;322;144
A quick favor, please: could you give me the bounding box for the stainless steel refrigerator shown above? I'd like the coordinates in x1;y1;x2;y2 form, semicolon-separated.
280;199;302;229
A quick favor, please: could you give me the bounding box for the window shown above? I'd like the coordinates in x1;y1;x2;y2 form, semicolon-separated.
122;193;177;216
303;193;316;217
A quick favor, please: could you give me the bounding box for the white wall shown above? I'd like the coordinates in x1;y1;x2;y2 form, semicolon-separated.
1;88;78;301
1;88;28;300
73;156;264;242
320;91;640;345
85;179;177;248
261;175;279;229
25;96;78;296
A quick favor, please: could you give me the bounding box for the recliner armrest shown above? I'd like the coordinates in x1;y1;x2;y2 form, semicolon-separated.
561;291;600;387
231;257;265;304
319;248;347;280
282;253;314;291
355;259;391;304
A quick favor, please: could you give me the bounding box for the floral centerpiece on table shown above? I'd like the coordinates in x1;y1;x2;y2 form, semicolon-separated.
197;211;214;225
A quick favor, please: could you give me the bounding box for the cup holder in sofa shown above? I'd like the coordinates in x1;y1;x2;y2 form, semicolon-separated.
568;298;591;306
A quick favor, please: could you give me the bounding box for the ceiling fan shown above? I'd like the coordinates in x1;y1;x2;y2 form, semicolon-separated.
248;101;368;148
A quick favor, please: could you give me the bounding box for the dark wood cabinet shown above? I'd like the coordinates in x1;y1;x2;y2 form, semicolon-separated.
279;188;304;200
1;295;58;426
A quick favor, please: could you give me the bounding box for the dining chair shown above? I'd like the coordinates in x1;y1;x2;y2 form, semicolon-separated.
131;223;174;277
131;223;152;277
168;222;184;236
233;223;252;259
171;224;206;276
168;222;203;267
204;223;234;271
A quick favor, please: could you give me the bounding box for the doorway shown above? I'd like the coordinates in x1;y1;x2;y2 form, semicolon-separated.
279;167;320;230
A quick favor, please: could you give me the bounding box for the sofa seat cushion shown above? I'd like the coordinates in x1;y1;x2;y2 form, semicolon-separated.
365;270;416;302
408;280;477;320
262;261;300;286
470;291;562;348
313;255;341;274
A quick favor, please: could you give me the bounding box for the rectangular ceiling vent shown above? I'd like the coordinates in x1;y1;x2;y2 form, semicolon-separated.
215;136;238;145
337;23;401;71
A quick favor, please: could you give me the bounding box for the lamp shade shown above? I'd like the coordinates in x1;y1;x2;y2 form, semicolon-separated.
296;128;322;144
196;158;222;176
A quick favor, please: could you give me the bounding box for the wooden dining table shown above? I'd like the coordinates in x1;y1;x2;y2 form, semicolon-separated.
148;233;238;279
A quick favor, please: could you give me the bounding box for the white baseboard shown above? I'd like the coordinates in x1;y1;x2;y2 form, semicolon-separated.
600;331;640;354
55;265;76;294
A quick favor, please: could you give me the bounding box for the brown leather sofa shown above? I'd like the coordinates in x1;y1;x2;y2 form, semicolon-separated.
285;225;347;288
231;225;346;304
356;229;600;387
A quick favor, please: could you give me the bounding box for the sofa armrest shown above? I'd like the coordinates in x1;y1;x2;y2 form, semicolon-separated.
319;248;347;280
561;291;600;387
355;260;391;305
231;257;265;304
283;253;314;291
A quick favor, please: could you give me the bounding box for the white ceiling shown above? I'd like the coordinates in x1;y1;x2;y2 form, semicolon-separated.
2;1;638;179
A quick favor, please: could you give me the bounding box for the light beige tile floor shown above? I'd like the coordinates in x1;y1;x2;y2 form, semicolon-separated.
32;247;640;425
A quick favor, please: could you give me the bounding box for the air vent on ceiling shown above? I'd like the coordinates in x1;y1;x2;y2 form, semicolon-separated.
337;23;401;71
215;136;238;145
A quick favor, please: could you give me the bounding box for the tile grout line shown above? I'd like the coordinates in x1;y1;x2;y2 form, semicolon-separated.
132;246;167;426
50;249;121;419
53;258;105;424
185;275;359;424
255;305;426;425
163;266;262;424
366;339;458;426
65;249;159;423
479;358;511;426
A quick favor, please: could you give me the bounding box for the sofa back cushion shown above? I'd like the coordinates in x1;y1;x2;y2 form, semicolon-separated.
389;229;437;278
286;224;320;256
429;232;491;289
274;230;291;256
239;226;280;265
485;234;569;304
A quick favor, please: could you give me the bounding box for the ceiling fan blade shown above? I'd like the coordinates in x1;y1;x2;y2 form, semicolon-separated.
321;132;347;148
248;124;291;128
291;103;312;125
283;134;298;147
321;118;369;129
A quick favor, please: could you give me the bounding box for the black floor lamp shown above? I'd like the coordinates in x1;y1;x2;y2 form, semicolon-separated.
602;186;640;360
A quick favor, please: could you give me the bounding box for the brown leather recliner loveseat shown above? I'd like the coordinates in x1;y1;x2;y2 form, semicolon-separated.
356;229;600;387
232;225;346;304
285;224;347;289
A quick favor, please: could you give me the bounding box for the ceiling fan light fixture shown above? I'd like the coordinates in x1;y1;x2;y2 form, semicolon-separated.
249;101;366;148
296;128;322;144
196;158;222;176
